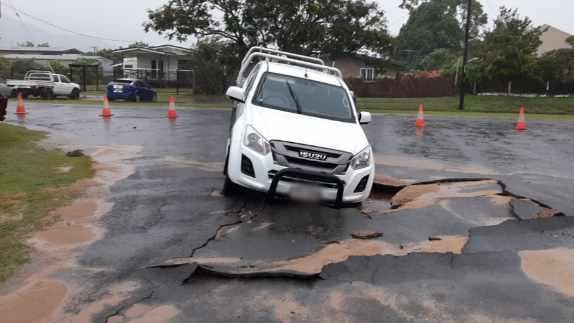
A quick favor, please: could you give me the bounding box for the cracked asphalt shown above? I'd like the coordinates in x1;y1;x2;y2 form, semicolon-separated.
5;103;574;322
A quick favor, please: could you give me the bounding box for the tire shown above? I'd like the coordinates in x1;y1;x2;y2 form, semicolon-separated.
70;88;80;100
222;150;240;196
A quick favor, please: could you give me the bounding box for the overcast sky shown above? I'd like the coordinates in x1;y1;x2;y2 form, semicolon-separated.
0;0;572;49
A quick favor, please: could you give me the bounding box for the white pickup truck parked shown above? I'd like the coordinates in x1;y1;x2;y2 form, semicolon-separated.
223;47;374;207
6;71;81;99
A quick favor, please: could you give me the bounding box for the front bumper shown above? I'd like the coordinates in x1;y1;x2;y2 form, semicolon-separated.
229;145;374;204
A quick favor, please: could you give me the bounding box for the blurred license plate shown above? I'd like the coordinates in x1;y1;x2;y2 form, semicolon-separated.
290;185;321;202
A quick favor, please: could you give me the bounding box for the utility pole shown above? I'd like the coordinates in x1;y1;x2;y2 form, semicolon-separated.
458;0;472;110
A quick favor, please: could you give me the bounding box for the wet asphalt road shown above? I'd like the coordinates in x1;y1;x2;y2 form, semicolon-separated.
5;103;574;322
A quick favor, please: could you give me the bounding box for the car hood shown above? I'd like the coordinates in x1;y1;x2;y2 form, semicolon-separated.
248;105;369;155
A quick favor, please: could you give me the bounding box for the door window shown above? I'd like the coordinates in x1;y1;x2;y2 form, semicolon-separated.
60;75;71;83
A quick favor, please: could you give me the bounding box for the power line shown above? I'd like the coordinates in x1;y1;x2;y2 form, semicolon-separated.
6;0;32;39
2;1;133;43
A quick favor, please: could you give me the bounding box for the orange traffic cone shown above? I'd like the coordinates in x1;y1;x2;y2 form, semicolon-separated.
167;96;177;119
516;104;527;131
415;103;425;128
15;94;27;115
100;96;113;118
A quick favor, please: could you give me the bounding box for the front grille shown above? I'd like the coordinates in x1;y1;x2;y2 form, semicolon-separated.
270;141;352;175
284;156;338;170
268;170;340;189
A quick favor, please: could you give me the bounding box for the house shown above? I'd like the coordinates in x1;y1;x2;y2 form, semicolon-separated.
538;25;572;56
112;45;194;82
325;51;389;81
0;46;113;77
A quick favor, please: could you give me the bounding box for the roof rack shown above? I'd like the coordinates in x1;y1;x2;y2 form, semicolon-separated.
237;48;342;84
241;47;325;67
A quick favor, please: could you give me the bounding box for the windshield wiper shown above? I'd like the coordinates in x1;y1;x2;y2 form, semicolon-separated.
285;81;302;114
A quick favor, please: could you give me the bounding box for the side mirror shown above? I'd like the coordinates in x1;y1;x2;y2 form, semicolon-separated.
226;86;245;103
359;111;372;124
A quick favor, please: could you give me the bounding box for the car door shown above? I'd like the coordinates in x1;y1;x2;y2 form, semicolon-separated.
58;75;75;96
135;81;153;101
141;81;155;100
52;75;68;96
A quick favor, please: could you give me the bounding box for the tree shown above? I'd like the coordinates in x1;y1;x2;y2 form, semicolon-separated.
18;41;35;47
9;60;45;78
144;0;390;59
49;61;68;75
127;41;150;48
476;7;543;93
188;39;226;95
419;48;458;71
397;0;463;63
0;56;11;78
567;35;574;49
399;0;488;39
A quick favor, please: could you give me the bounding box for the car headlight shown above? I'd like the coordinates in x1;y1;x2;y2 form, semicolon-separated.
350;146;372;170
244;125;271;155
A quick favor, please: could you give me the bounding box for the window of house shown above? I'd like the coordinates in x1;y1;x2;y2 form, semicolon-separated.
360;67;375;81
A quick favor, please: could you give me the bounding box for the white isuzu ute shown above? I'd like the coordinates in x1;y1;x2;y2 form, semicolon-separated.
223;47;374;206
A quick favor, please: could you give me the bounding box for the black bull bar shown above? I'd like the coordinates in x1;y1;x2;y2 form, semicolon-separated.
267;168;345;207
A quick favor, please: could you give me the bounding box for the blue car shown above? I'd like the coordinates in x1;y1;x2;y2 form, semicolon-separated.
107;79;157;102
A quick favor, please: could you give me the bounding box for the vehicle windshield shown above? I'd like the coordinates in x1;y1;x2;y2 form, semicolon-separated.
253;73;355;122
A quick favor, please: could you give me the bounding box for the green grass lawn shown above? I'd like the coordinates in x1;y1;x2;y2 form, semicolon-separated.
357;96;574;116
0;124;93;281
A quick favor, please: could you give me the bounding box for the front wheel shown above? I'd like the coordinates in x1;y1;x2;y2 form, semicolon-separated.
70;88;80;100
222;150;240;196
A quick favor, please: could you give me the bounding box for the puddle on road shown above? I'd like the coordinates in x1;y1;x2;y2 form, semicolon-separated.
375;154;497;176
163;156;224;172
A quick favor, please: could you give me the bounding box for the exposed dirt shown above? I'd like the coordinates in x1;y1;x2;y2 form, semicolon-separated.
268;236;468;275
256;292;310;323
520;248;574;298
390;184;440;207
57;280;142;323
0;145;141;323
171;235;468;279
0;280;67;323
390;180;502;209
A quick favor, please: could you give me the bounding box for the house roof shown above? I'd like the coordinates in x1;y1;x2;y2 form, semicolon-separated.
0;47;83;55
538;25;572;56
113;44;193;56
1;53;112;64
